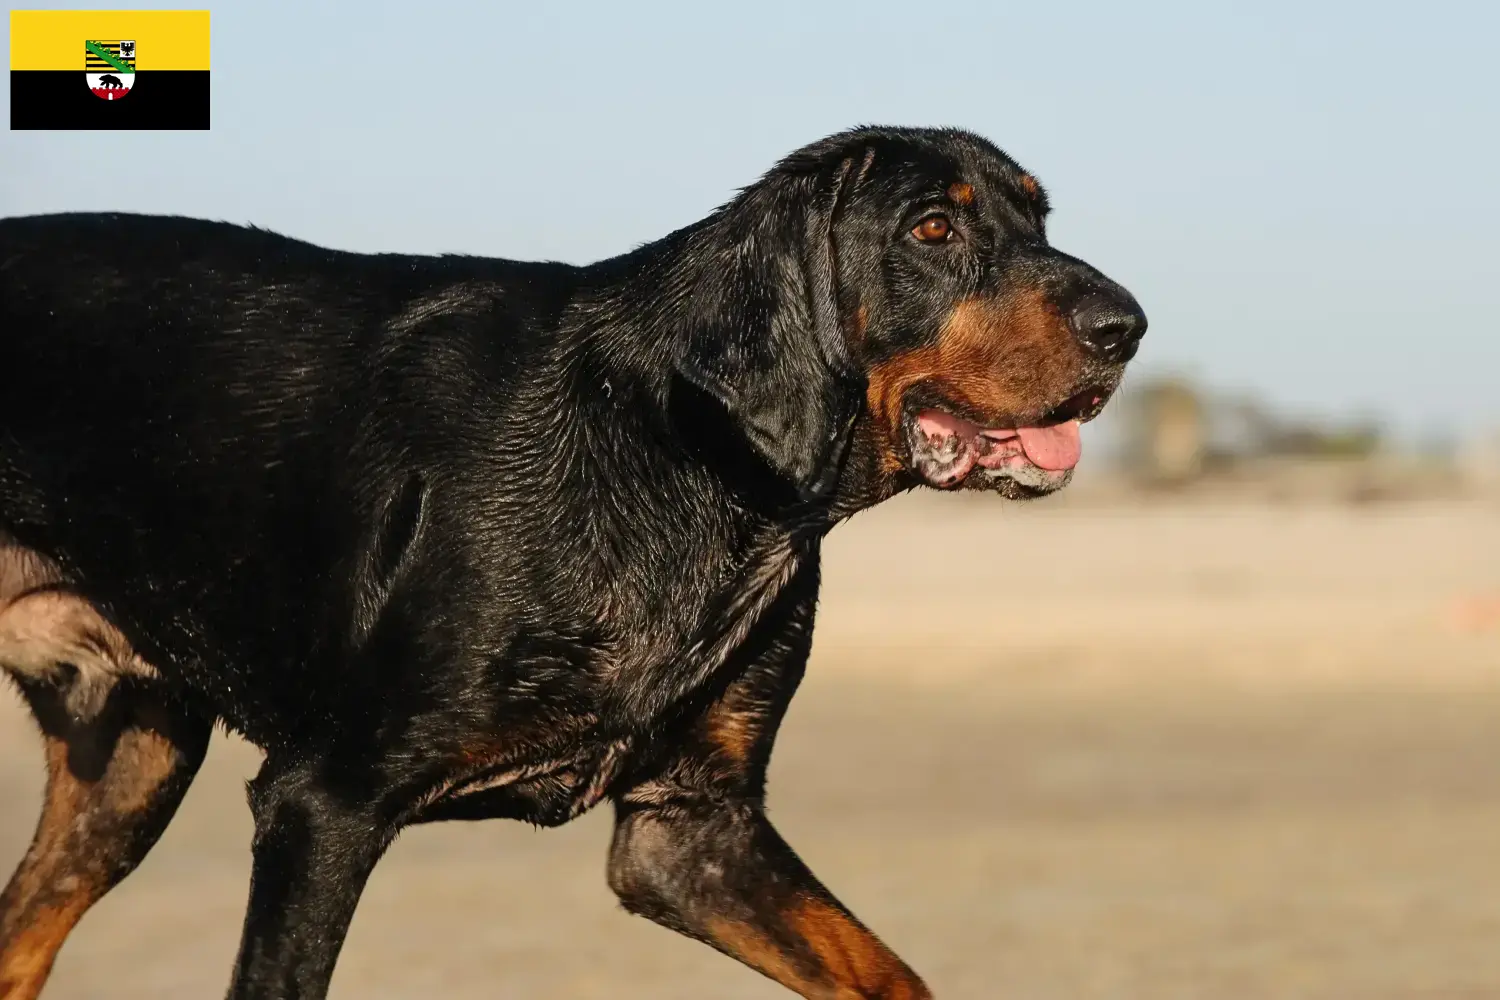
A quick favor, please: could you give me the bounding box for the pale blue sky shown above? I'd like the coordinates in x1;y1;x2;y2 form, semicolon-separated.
3;1;1496;442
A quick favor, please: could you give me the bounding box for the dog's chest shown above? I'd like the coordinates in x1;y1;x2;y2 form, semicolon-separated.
416;734;633;827
408;531;814;826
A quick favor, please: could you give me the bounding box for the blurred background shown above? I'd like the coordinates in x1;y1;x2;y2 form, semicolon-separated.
2;2;1498;997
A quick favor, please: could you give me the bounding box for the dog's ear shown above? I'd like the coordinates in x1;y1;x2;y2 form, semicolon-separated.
673;154;864;502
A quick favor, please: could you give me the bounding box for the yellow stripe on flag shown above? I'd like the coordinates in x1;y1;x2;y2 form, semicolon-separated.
9;10;210;71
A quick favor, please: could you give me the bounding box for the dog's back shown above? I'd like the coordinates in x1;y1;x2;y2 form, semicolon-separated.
0;214;573;728
3;215;376;693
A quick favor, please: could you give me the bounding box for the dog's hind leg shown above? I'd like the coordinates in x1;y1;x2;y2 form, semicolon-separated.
0;676;210;1000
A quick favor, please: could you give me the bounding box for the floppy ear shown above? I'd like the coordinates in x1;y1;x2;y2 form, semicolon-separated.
673;155;864;501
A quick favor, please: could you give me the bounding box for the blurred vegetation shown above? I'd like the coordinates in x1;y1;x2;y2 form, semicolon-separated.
1117;376;1387;490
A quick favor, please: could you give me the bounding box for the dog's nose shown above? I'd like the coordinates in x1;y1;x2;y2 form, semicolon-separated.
1070;291;1147;363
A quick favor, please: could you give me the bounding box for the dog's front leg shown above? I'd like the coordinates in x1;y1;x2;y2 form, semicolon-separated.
606;630;931;1000
224;755;394;1000
608;795;930;999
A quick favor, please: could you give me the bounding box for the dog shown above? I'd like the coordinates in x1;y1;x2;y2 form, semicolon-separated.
0;126;1145;999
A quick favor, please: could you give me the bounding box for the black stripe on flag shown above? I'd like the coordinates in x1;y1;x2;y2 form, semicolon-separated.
10;71;209;130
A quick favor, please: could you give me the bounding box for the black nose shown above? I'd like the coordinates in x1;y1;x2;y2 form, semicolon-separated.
1070;292;1147;363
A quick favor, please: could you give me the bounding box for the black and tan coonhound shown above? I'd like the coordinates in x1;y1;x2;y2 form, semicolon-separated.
0;125;1145;999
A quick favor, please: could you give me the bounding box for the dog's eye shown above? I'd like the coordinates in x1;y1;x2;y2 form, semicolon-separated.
912;215;953;243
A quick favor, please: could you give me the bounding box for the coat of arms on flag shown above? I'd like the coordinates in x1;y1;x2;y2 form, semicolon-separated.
85;39;136;100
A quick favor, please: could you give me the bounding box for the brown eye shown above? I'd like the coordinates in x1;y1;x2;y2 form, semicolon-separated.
912;215;952;242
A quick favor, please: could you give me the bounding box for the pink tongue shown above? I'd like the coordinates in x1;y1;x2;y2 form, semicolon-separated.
1015;421;1082;471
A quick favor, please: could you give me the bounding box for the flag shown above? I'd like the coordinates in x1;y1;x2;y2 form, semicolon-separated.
10;10;210;130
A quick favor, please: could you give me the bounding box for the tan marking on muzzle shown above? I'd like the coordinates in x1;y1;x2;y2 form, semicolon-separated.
863;291;1087;473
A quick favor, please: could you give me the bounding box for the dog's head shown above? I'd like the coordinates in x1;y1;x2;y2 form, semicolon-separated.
673;126;1145;503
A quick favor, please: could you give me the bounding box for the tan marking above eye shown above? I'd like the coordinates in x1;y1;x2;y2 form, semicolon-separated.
912;216;952;242
948;181;975;206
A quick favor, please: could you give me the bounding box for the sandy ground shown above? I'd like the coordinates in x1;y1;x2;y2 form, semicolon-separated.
3;494;1498;999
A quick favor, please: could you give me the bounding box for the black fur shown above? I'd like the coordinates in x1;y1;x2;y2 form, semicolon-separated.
0;126;1145;999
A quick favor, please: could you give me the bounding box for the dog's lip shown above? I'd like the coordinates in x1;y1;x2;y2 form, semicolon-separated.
1039;386;1113;426
901;411;1077;486
896;384;1113;488
902;385;1113;444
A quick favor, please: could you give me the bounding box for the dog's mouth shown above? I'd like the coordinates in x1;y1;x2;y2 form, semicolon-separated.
902;387;1111;494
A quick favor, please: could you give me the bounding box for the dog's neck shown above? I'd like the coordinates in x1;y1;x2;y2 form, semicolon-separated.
556;221;900;530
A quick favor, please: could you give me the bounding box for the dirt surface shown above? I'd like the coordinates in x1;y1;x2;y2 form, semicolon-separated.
3;495;1498;998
